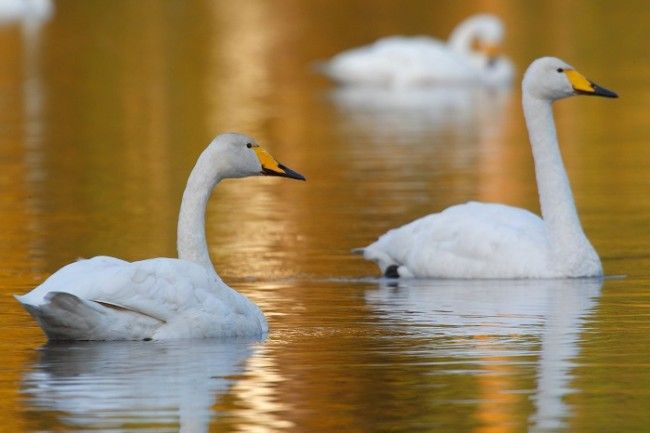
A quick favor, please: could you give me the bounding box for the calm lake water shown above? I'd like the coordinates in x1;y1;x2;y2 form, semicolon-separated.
1;1;649;432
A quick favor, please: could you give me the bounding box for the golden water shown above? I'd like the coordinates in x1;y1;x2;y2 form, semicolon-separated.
1;1;649;432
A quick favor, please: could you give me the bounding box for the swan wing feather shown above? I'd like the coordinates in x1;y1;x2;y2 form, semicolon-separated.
363;202;550;278
18;256;218;322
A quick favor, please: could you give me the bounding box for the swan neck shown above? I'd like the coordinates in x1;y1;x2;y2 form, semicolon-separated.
177;153;221;271
447;20;476;54
523;92;586;248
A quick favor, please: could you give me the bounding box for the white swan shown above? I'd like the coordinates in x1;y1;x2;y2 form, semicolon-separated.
318;14;513;87
15;133;305;340
356;57;617;279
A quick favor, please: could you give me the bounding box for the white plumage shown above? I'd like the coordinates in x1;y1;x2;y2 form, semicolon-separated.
319;14;513;87
16;133;305;340
357;57;618;278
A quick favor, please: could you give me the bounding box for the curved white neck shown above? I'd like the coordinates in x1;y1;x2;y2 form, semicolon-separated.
177;152;221;271
523;93;588;251
447;21;476;55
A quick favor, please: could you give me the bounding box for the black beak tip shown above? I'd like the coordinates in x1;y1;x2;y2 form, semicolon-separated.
595;84;618;98
279;163;306;181
577;83;618;99
262;164;306;181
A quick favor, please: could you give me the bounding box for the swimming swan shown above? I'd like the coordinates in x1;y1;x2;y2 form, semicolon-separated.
16;133;305;340
356;57;617;279
318;14;513;87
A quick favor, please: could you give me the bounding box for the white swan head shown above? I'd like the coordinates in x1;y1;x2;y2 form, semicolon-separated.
522;57;618;101
205;133;305;181
449;14;505;62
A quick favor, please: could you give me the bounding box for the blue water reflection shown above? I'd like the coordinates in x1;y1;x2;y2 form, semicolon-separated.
20;338;261;433
365;278;602;431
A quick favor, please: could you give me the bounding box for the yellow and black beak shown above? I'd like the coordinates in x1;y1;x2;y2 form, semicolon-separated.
253;146;306;181
483;43;501;59
565;69;618;98
472;39;501;66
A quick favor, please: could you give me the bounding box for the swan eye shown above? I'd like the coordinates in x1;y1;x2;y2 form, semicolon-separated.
246;143;252;149
556;68;564;73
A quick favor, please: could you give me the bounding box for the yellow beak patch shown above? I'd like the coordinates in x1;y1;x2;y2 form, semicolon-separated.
565;69;594;93
482;43;501;58
564;69;618;98
253;146;306;180
471;38;501;58
253;146;282;173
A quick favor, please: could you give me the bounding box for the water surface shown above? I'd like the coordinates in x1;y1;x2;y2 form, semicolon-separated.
1;1;650;432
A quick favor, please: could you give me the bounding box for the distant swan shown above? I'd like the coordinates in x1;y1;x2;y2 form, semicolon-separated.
16;133;305;340
356;57;617;278
318;14;513;87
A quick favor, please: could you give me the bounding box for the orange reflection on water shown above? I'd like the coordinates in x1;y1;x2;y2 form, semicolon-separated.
473;337;522;433
0;1;648;433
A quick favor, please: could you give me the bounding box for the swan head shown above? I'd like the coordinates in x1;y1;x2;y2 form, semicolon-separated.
207;133;305;181
522;57;618;101
449;14;505;64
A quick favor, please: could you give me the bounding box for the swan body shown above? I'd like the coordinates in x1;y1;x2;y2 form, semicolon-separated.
357;57;617;279
16;133;305;340
319;14;513;87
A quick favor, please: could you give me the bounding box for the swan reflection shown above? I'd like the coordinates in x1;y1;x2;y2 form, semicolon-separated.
366;278;602;431
21;338;260;433
329;86;510;142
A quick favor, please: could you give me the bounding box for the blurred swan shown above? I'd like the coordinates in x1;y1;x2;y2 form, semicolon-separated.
356;57;617;278
16;133;305;340
366;277;602;431
318;14;513;87
21;338;257;433
0;0;53;23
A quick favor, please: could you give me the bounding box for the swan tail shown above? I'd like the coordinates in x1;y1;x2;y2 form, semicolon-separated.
384;265;400;278
16;292;162;341
354;245;410;278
